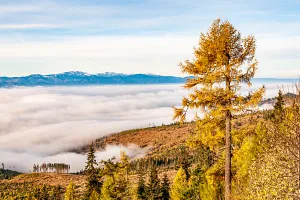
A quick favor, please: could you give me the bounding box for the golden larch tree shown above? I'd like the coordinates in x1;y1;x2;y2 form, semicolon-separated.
173;19;265;200
64;182;75;200
170;167;188;200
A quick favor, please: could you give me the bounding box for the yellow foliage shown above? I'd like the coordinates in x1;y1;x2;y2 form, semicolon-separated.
187;116;225;152
101;151;131;200
174;18;265;123
64;182;75;200
170;167;188;200
101;176;115;200
89;189;101;200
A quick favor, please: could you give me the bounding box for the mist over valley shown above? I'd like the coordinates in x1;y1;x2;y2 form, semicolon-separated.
0;79;296;172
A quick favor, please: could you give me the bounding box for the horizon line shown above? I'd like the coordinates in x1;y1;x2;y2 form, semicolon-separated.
0;71;299;79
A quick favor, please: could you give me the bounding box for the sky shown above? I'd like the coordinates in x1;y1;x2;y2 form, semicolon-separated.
0;0;300;77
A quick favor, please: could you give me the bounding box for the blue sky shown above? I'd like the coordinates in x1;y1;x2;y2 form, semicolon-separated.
0;0;300;77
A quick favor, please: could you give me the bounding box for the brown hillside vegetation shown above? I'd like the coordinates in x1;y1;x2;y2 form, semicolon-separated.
0;173;87;198
1;173;85;188
103;123;193;152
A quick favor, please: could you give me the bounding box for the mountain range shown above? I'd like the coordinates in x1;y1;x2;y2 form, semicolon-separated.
0;71;187;87
0;71;297;87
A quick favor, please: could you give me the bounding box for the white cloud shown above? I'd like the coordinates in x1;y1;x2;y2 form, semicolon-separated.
0;23;61;29
0;82;295;172
0;144;148;173
0;84;190;172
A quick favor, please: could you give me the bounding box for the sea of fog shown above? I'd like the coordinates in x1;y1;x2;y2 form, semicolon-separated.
0;79;297;172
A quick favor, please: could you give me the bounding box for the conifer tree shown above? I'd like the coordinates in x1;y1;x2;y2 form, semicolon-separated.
101;176;117;200
84;143;101;198
173;18;265;199
64;182;75;200
101;157;118;178
161;173;170;200
170;167;188;200
120;150;130;181
101;173;130;200
85;143;97;174
273;90;285;119
137;171;147;200
101;151;130;200
118;151;130;198
146;165;162;200
177;147;191;181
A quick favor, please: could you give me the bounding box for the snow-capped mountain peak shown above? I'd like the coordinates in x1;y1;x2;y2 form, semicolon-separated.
0;71;186;87
97;72;127;77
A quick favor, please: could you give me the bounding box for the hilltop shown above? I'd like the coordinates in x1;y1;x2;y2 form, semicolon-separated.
260;92;297;105
81;122;194;155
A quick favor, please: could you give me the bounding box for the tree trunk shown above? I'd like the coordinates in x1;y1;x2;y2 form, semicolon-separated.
297;125;300;190
225;67;232;200
225;111;231;200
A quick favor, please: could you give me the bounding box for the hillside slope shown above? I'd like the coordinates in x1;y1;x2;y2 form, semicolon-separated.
0;123;193;197
0;111;271;199
103;123;193;152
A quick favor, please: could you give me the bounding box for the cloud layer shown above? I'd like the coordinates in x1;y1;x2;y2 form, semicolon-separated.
0;82;296;172
0;84;189;172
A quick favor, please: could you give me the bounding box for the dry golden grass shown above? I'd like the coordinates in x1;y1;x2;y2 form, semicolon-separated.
0;173;87;196
104;123;193;152
2;173;84;186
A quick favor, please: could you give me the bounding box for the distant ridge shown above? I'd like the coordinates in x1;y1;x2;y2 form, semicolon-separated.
0;71;297;87
0;71;187;87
